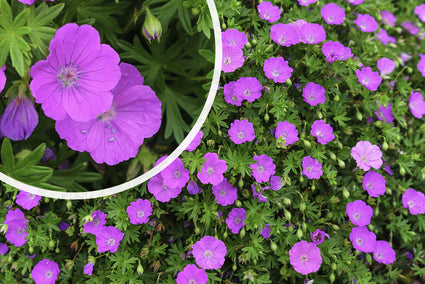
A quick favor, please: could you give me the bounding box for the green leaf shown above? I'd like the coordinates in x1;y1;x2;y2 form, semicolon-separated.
15;143;46;169
1;138;15;169
198;48;214;64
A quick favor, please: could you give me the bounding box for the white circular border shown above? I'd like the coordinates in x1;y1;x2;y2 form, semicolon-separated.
0;0;222;200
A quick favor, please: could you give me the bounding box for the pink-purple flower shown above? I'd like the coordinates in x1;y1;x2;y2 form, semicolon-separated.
402;21;419;35
415;4;425;22
310;229;329;245
346;0;364;4
259;224;271;238
250;154;276;183
16;190;41;210
222;45;244;73
95;226;124;253
289;240;322;275
257;1;281;23
0;243;8;255
148;174;182;202
375;102;394;124
83;261;94;276
354;14;378;32
299;23;326;44
270;23;299;47
409;91;425;119
31;259;60;284
351;141;383;171
322;41;353;63
377;58;395;76
303;82;326;106
226;207;246;234
191;236;227;270
0;65;5;93
222;29;247;49
187;180;201;195
297;0;317;6
223;81;242;106
302;156;323;179
375;29;397;45
373;240;396;265
346;200;373;226
212;178;238;206
270;175;283;191
4;208;28;247
381;11;396;26
186;131;204;151
176;264;208;284
160;156;189;189
263;57;293;83
321;3;345;25
83;210;107;235
275;121;299;146
417;54;425;77
355;67;382;91
363;171;386;197
126;199;152;225
310;120;335;144
228;119;255;144
402;188;425;215
197;152;227;185
350;226;376;253
234;77;262;103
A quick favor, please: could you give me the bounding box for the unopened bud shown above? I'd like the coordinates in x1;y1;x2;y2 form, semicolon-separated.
192;7;200;16
337;141;343;149
342;189;350;199
317;111;323;120
337;159;345;168
356;111;363;121
299;176;304;183
330;272;336;283
142;7;162;42
238;179;244;188
223;231;228;239
332;224;339;230
283;198;291;206
303;139;311;148
334;95;340;102
66;200;72;211
239;227;246;238
270;241;277;252
264;113;269;123
399;167;406;176
382;141;388;151
206;139;215;146
235;200;242;207
296;227;303;239
331;263;337;270
300;201;306;212
285;78;292;86
245;41;251;49
48;240;55;249
83;215;93;223
137;263;144;275
302;222;307;232
195;227;200;234
329;152;336;160
221;22;226;30
284;209;291;221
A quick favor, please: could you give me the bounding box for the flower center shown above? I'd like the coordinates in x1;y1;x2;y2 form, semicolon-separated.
362;79;369;85
272;69;280;77
279;36;286;44
17;227;24;236
97;106;117;123
237;131;245;139
204;250;213;259
360;24;367;30
299;254;309;263
375;252;383;259
314;234;322;242
360;155;369;163
174;170;181;178
308;94;315;101
316;130;324;138
224;56;231;65
257;166;264;173
353;213;360;220
93;219;100;226
305;166;312;173
57;65;81;88
356;238;364;246
45;270;53;278
189;280;197;284
107;238;115;246
234;217;241;224
407;200;415;208
366;183;373;190
281;131;288;139
243;89;251;97
307;34;314;43
137;211;145;218
327;16;334;23
229;40;236;46
219;190;226;197
232;94;239;102
206;167;215;175
263;12;270;19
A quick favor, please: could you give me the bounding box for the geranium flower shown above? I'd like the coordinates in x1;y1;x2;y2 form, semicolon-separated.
186;131;204;151
252;184;268;203
222;45;244;73
31;259;60;284
4;208;28;247
223;81;242;106
302;156;323;179
354;14;378;32
302;82;326;106
15;190;41;210
83;210;107;235
409;91;425;118
257;1;281;23
375;29;397;45
30;23;121;122
234;77;262;103
176;264;208;284
402;188;425;215
0;95;38;141
263;57;293;83
363;171;386;197
373;241;396;265
212;178;238;206
95;226;124;253
356;67;382;91
417;54;425;77
322;41;353;63
192;236;227;270
187;180;201;195
275;121;299;146
228;119;255;144
83;261;94;276
0;65;5;93
160;156;189;189
346;0;364;4
0;243;9;255
289;241;322;275
222;29;247;48
148;174;182;203
415;4;425;22
381;11;396;26
321;3;345;25
270;175;283;191
270;23;299;47
351;141;383;171
197;152;228;185
297;0;317;6
375;102;394;123
259;224;271;238
250;154;276;183
377;58;395;75
310;120;335;145
310;229;329;245
299;23;326;44
226;208;246;234
402;21;419;35
126;199;152;225
350;226;376;253
346;200;373;226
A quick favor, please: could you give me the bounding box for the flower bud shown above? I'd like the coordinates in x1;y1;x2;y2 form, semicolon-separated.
137;262;144;275
245;41;251;49
239;227;246;239
337;141;343;149
330;272;336;283
66;200;72;211
331;263;337;270
382;141;388;151
283;198;291;206
29;246;34;254
299;176;304;183
399;167;406;176
238;178;244;188
192;7;200;16
83;214;93;223
270;241;277;252
300;201;306;212
334;94;340;102
303;139;311;148
326;212;333;219
366;254;373;265
223;231;228;239
221;22;226;30
374;206;379;217
302;222;307;232
285;78;292;86
252;38;257;45
284;209;291;221
232;264;237;271
48;240;55;249
332;224;339;230
206;139;215;146
356;111;363;121
195;227;200;234
316;111;323;120
265;44;274;53
296;227;303;239
142;7;162;42
337;159;345;168
342;189;350;199
235;200;242;207
407;67;413;74
329;152;336;160
264;113;269;123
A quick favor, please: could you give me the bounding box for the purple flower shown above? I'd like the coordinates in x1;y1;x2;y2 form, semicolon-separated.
373;241;396;265
346;0;364;4
303;82;326;106
356;67;382;91
299;23;326;44
322;41;353;63
15;190;41;210
95;226;124;253
0;243;9;255
375;29;397;45
222;45;244;73
363;171;386;197
289;241;322;275
402;188;425;215
160;156;189;189
375;102;394;123
257;1;281;23
417;54;425;77
401;52;412;66
377;58;395;76
270;175;283;191
226;208;246;234
192;236;227;270
252;184;268;203
310;120;334;144
302;156;323;179
228;119;255;144
415;4;425;22
259;224;271;238
0;65;5;93
4;208;28;247
187;180;201;195
55;62;161;165
402;21;419;35
346;200;373;226
297;0;317;6
275;121;299;146
148;174;181;202
234;77;262;103
321;3;345;25
83;210;107;235
263;57;293;83
58;222;70;231
186;131;203;151
31;259;60;284
212;178;238;206
223;81;242;106
310;229;329;245
197;152;227;185
350;226;376;253
30;23;120;122
409;91;425;119
250;154;276;183
381;11;396;26
126;199;152;225
351;141;383;171
83;262;94;276
354;14;378;32
222;29;247;49
176;264;208;284
270;23;299;47
0;95;38;141
42;148;56;162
